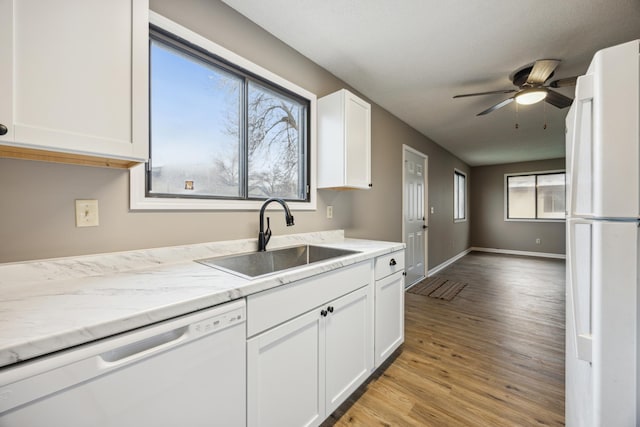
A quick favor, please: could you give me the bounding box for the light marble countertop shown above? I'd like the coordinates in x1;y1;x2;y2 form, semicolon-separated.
0;231;404;369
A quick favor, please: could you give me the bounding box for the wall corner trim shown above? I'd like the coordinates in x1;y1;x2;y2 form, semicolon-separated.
427;248;472;277
470;247;566;260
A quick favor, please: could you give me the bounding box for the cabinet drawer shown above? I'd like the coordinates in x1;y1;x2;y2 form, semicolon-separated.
247;261;372;337
374;250;405;280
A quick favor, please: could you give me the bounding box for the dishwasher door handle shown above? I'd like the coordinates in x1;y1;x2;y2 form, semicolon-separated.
98;326;189;369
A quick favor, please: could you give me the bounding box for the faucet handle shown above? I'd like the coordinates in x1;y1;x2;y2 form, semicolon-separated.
265;217;272;246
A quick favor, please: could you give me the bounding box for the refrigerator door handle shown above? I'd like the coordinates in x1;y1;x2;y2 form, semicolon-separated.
568;219;593;363
569;74;594;218
576;333;593;363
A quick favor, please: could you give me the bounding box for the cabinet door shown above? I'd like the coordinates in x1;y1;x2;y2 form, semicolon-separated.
0;0;13;142
318;89;371;189
344;92;371;188
324;285;373;414
1;0;148;161
247;309;326;427
374;271;405;367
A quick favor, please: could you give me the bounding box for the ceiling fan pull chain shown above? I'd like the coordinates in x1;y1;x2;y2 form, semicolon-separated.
515;102;519;129
543;101;548;129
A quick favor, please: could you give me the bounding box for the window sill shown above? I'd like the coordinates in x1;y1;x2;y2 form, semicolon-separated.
454;218;467;223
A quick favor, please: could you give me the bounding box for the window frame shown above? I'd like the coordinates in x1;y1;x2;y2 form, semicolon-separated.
130;11;317;211
504;169;566;222
453;169;467;222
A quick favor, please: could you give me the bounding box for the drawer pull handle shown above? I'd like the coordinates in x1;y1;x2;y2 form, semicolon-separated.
389;258;397;266
327;306;334;313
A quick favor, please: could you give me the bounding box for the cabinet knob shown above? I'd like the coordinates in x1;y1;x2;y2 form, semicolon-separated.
389;258;397;266
368;183;373;188
327;306;334;313
402;272;407;276
320;309;328;317
0;124;7;136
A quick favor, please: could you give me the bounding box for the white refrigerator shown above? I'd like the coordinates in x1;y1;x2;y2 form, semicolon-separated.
565;39;639;426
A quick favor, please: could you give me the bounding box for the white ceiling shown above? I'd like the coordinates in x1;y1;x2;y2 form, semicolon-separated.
221;0;640;166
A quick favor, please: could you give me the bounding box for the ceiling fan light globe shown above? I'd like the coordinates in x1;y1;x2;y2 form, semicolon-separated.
515;89;548;105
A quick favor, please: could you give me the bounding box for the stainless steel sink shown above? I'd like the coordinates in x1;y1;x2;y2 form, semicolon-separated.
196;245;359;279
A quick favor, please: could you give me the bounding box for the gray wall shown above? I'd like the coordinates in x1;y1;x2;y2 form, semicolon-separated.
470;158;566;255
0;0;470;266
347;105;471;268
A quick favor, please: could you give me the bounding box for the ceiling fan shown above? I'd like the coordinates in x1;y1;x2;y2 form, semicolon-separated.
453;59;576;116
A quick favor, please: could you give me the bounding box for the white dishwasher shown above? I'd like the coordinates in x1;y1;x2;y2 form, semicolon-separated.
0;299;246;427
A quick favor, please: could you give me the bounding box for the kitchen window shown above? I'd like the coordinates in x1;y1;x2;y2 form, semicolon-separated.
130;13;317;211
454;170;466;221
505;171;566;221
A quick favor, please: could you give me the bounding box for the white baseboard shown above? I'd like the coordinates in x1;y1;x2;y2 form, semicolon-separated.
427;248;472;277
470;247;566;260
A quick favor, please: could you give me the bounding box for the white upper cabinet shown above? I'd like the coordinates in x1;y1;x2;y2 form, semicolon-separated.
317;89;371;189
0;0;148;166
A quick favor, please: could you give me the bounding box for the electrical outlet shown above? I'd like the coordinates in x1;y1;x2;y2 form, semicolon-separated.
326;205;333;219
430;206;435;214
535;238;541;245
75;199;99;227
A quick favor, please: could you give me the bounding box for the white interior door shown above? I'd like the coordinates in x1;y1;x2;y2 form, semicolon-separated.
402;146;427;287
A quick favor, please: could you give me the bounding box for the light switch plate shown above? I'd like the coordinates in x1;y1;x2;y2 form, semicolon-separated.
75;199;99;227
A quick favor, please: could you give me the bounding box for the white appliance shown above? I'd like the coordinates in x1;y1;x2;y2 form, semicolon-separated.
0;299;246;427
565;39;639;426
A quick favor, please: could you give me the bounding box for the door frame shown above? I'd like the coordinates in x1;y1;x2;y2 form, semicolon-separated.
402;144;428;285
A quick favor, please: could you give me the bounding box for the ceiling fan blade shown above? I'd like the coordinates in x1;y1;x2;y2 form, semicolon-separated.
545;89;573;108
453;89;517;99
527;59;561;84
477;97;514;116
548;76;578;88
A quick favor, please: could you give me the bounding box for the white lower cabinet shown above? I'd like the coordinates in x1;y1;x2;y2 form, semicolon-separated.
374;271;405;367
247;307;325;427
247;285;373;427
374;251;405;368
325;286;373;414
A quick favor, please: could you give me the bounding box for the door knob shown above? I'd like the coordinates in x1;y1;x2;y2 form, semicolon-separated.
0;124;7;136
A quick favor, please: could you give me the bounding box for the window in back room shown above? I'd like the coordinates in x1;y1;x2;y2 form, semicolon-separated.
506;171;566;220
454;169;466;221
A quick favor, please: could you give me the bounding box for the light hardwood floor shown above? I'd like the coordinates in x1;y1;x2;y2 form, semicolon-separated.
324;252;566;426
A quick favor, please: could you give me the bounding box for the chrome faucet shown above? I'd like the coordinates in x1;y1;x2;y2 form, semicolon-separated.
258;198;295;251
